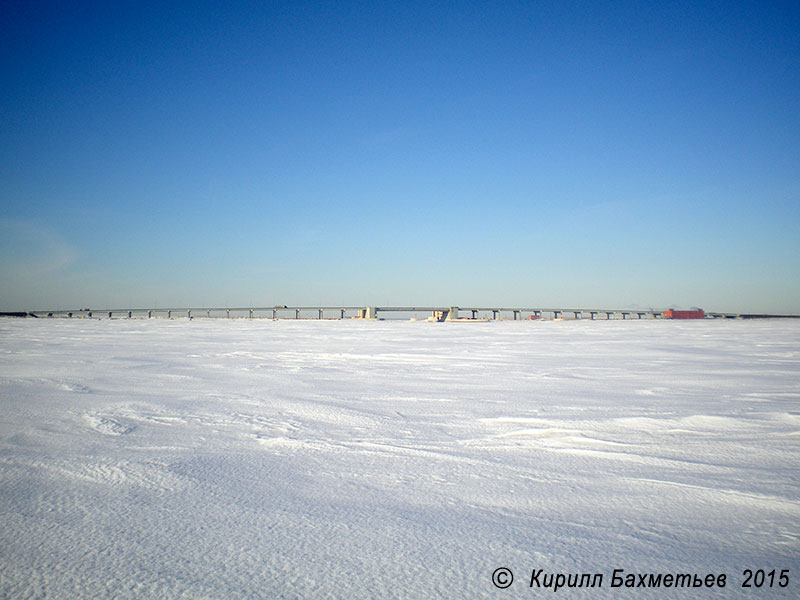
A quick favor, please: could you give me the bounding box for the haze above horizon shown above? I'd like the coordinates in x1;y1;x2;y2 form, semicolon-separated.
2;1;799;313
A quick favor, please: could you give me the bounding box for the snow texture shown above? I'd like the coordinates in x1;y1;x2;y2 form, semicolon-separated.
1;318;798;598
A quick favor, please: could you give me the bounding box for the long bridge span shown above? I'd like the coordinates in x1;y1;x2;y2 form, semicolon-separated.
6;306;798;320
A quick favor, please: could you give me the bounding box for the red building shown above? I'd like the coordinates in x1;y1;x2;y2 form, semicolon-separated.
663;308;705;319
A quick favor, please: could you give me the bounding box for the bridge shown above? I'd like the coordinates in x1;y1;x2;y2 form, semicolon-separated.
5;306;798;320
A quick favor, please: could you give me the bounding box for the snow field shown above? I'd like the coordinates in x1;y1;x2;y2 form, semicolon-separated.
1;318;798;598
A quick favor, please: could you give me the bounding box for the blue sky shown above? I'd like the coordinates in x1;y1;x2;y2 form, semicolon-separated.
2;1;799;312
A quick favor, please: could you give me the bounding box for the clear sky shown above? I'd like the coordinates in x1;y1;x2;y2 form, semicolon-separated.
2;1;799;313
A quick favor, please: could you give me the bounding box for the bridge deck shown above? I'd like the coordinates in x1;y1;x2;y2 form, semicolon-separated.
9;307;798;320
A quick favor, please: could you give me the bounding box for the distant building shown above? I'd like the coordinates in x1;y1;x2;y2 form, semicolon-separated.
663;308;705;319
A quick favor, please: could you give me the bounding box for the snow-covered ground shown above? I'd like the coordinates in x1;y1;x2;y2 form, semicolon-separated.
1;318;798;599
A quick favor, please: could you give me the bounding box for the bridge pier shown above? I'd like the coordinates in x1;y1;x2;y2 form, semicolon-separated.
358;306;378;320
